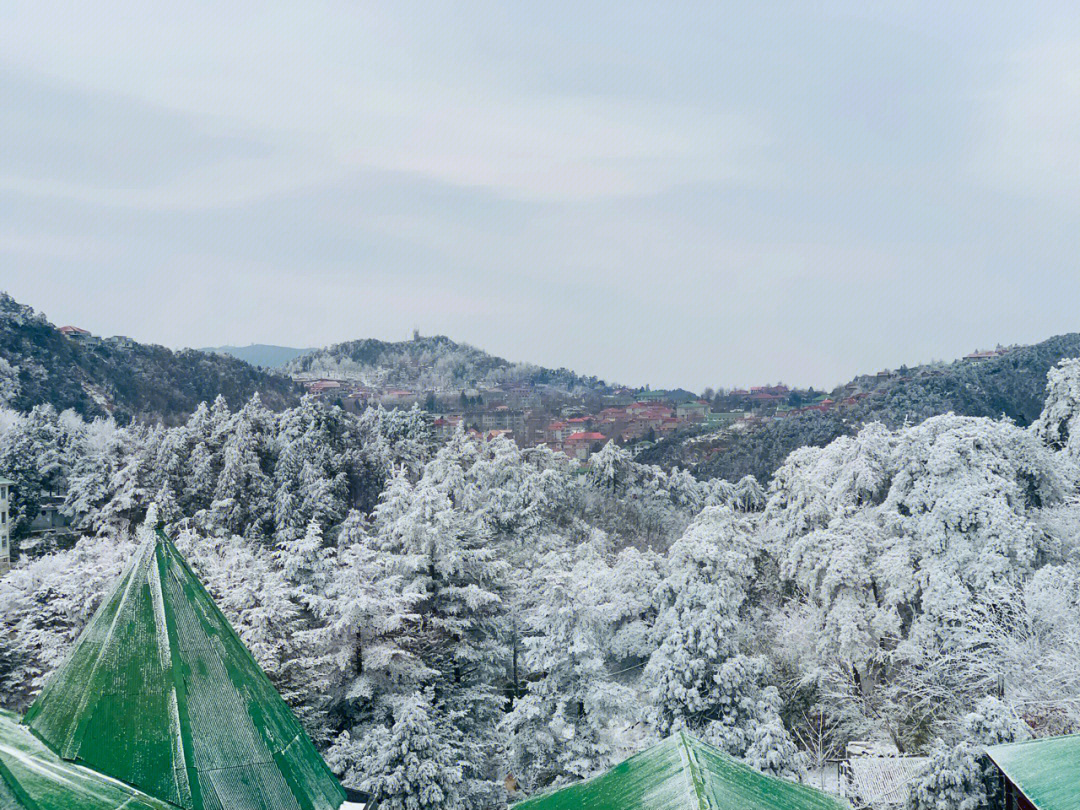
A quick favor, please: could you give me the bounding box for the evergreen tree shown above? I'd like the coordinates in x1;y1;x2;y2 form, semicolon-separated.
358;692;465;810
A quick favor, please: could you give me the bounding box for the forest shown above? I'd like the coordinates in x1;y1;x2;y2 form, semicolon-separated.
0;293;299;423
4;360;1080;809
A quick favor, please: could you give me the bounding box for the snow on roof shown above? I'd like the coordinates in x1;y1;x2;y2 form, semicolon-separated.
987;734;1080;810
22;528;345;810
0;708;175;810
512;732;848;810
845;757;927;809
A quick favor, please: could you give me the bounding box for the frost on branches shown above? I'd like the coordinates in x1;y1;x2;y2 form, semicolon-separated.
4;360;1080;808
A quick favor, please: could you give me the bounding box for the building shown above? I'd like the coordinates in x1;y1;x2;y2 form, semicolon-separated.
27;485;69;539
304;379;342;394
676;400;711;421
1;525;351;810
841;744;928;809
511;731;849;810
563;431;607;460
987;733;1079;810
482;406;526;436
0;476;11;575
57;325;94;341
965;348;1009;362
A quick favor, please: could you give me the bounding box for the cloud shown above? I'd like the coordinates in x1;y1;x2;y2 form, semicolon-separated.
0;3;774;204
969;41;1080;197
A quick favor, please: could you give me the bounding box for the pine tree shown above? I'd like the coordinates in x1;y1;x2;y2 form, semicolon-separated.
645;506;798;773
504;538;633;788
359;691;465;810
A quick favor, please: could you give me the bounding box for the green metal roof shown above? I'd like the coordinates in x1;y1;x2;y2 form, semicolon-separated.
22;529;345;810
0;709;175;810
512;733;849;810
987;734;1080;810
0;476;14;486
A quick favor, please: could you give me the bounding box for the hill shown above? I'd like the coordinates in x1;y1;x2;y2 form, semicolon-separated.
0;293;299;423
640;333;1080;483
203;344;314;368
285;333;608;392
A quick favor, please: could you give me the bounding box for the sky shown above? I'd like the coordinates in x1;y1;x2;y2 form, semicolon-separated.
1;2;1078;391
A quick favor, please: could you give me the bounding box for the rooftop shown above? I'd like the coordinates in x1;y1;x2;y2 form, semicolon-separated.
987;733;1080;810
0;709;175;810
512;732;848;810
20;526;345;810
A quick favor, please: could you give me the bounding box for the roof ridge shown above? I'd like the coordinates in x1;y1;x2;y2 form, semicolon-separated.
677;731;710;810
153;534;201;810
21;525;345;810
63;547;146;758
986;731;1080;752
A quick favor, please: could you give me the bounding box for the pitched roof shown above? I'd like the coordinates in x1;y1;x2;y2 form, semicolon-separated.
511;732;849;810
22;529;345;810
0;709;174;810
987;734;1080;810
845;756;927;808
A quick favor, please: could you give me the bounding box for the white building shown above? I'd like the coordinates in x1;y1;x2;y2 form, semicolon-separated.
0;476;12;575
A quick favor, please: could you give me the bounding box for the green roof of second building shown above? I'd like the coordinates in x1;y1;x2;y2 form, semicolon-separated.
512;732;849;810
21;529;344;810
987;734;1080;810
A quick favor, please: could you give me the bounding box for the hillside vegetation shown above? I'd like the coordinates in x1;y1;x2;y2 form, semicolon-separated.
643;334;1080;482
0;293;299;423
7;361;1080;809
286;334;607;392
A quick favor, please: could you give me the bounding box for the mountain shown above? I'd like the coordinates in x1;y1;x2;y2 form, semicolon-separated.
640;333;1080;483
0;293;299;423
202;344;314;368
285;333;608;392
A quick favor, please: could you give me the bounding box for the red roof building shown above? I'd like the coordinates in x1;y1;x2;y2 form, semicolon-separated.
563;431;606;460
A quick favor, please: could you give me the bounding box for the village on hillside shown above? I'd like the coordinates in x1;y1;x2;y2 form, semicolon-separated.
291;339;1022;461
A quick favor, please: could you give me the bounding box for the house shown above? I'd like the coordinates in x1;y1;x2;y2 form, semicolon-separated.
481;406;525;435
545;420;571;444
1;524;349;810
433;415;464;440
0;476;11;575
304;379;342;394
563;431;606;460
511;731;849;810
379;389;418;406
706;410;746;429
57;325;93;340
677;400;711;421
27;485;69;539
986;733;1080;810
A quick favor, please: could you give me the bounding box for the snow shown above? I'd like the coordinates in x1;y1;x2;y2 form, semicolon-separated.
4;358;1080;808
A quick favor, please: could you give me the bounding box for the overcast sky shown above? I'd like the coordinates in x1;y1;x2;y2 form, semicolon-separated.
2;2;1078;390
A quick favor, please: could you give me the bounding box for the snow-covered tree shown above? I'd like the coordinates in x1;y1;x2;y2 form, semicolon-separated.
907;697;1029;810
1033;358;1080;466
357;692;466;810
645;506;799;774
504;537;638;788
